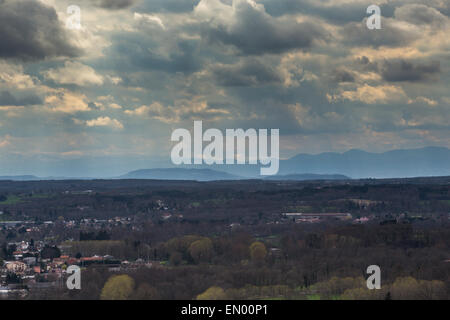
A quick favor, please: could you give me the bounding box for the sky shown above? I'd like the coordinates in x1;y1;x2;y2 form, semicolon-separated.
0;0;449;177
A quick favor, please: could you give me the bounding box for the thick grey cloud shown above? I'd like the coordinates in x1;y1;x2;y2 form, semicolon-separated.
199;0;328;55
381;59;441;82
261;0;373;23
384;0;450;19
395;4;448;26
261;0;450;22
331;69;355;83
105;34;204;74
135;0;200;13
0;0;449;177
342;19;417;48
97;0;137;9
0;0;81;61
0;91;42;106
211;59;282;86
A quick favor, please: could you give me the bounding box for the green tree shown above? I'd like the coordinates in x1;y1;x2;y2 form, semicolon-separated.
390;277;446;300
341;287;387;300
188;238;213;263
133;283;159;300
169;251;183;266
167;235;203;254
197;286;227;300
100;275;135;300
40;245;61;260
249;241;267;263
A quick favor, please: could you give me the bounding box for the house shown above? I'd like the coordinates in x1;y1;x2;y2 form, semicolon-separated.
353;217;370;224
13;251;24;260
296;217;320;223
284;212;352;223
23;257;37;266
161;213;172;220
5;261;27;274
80;255;103;262
0;286;10;294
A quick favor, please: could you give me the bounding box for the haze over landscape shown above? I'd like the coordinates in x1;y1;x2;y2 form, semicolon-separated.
1;146;449;181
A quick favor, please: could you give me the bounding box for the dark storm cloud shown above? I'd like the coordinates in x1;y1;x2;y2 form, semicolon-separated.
105;33;203;74
97;0;137;9
211;59;282;87
135;0;200;13
331;69;355;83
0;0;81;61
354;56;379;72
0;91;42;106
381;59;441;82
200;1;328;55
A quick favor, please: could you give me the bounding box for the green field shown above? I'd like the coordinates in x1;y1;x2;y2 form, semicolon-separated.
0;195;22;205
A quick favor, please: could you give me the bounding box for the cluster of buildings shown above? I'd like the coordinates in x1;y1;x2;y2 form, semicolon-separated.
0;237;161;298
279;211;443;225
282;212;354;223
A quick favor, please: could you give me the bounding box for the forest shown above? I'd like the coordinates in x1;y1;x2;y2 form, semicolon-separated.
0;177;448;300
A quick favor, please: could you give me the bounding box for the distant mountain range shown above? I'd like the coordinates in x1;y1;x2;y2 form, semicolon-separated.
0;147;449;181
119;170;350;181
0;175;40;181
279;146;450;179
118;168;239;181
185;146;450;179
0;170;350;182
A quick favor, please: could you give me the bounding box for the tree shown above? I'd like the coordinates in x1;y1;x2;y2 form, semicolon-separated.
169;251;183;266
197;286;227;300
167;235;203;256
100;275;135;300
133;283;159;300
249;241;267;263
41;245;61;260
188;238;213;264
96;230;111;241
6;272;22;284
341;287;386;300
390;277;446;300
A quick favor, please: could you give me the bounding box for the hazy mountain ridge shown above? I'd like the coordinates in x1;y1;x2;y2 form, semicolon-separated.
0;147;449;181
0;175;40;181
118;168;240;181
280;146;450;179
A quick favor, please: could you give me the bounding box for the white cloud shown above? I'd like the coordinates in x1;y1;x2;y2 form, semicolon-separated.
408;96;438;106
134;12;165;30
0;62;37;89
109;103;123;109
43;61;104;86
44;89;90;113
327;84;408;104
125;99;230;123
86;116;124;130
124;104;151;116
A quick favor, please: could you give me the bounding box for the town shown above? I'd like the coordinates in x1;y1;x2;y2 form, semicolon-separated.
0;177;449;299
